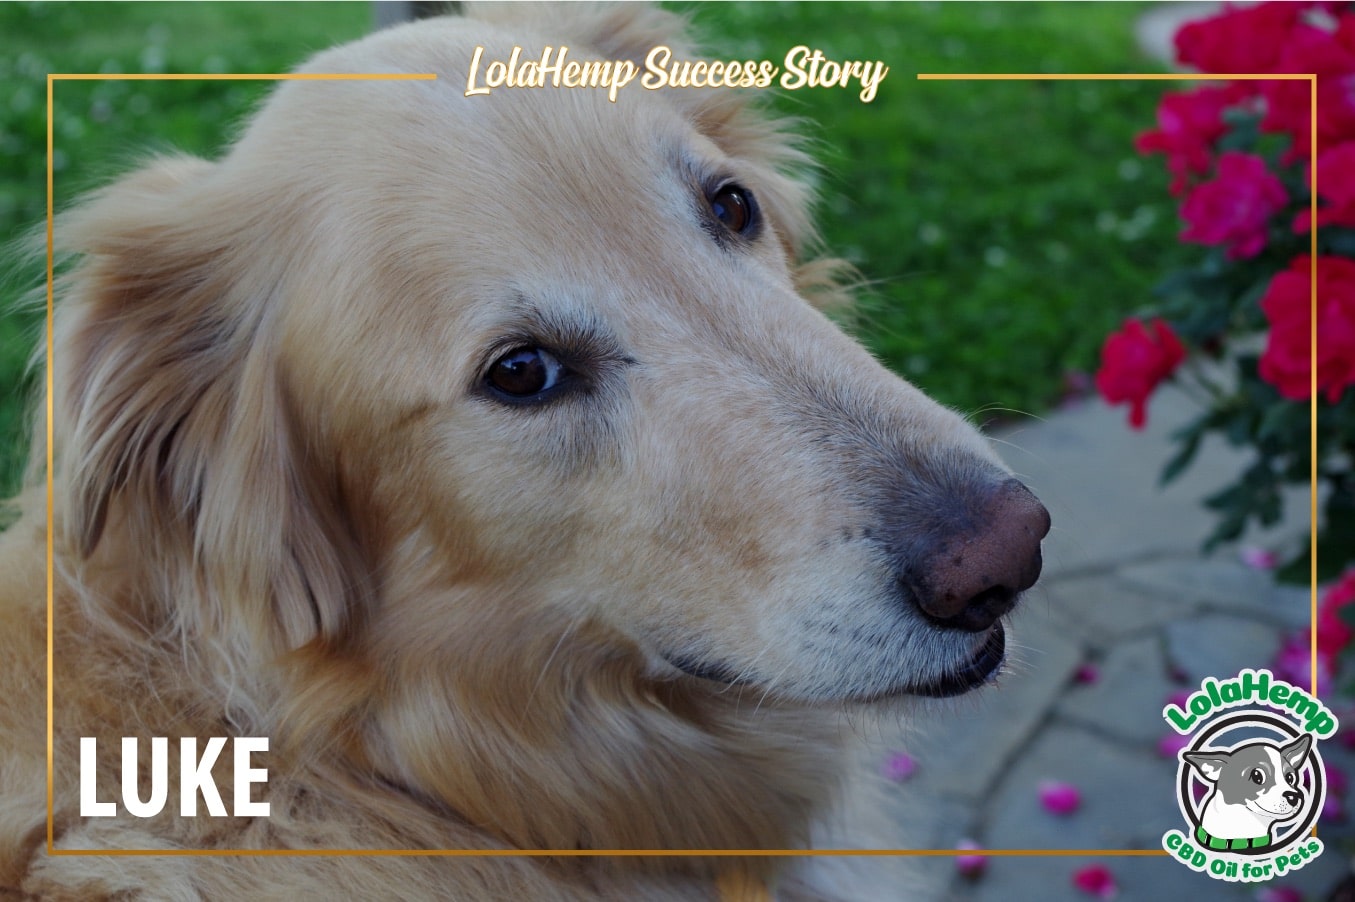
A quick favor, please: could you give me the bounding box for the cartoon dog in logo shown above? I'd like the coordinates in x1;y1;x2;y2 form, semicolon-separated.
1183;734;1312;851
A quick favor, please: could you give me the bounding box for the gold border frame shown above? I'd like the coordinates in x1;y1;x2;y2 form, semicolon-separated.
43;68;1321;865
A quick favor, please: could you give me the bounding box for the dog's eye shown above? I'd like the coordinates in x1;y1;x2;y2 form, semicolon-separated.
709;184;754;234
1250;768;1264;785
1287;772;1297;786
486;347;565;399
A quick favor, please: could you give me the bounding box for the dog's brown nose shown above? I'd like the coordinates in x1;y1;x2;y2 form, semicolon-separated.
912;479;1050;632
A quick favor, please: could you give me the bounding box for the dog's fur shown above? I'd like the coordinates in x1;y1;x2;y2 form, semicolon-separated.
0;5;1046;899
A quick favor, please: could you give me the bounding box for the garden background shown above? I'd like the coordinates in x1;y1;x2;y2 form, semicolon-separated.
1;3;1338;901
0;0;1192;495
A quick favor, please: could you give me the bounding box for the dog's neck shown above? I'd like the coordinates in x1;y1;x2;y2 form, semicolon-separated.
64;515;846;861
360;662;841;853
1198;793;1275;839
254;599;844;859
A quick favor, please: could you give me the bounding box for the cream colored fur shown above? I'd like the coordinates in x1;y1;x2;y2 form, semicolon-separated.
1;4;1014;899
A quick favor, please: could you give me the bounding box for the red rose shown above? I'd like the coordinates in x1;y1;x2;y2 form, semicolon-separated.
1294;141;1355;232
1260;18;1355;160
1180;152;1287;259
1174;2;1303;75
1135;85;1252;195
1095;318;1186;429
1258;256;1355;403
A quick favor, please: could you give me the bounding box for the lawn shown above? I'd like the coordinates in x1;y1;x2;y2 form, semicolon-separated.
0;1;1191;497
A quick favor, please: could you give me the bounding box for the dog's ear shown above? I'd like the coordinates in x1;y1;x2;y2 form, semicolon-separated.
1281;734;1312;770
54;155;367;655
1183;751;1228;783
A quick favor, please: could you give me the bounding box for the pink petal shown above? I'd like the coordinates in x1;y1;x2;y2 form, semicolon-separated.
1240;546;1280;569
881;751;917;782
1072;863;1118;899
955;839;987;878
1255;887;1304;902
1039;780;1082;815
1158;733;1190;758
1074;663;1100;685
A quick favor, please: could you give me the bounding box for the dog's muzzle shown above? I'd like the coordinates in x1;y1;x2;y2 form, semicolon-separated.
667;477;1050;701
914;623;1009;697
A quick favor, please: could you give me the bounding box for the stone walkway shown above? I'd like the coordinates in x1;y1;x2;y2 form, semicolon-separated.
850;387;1348;901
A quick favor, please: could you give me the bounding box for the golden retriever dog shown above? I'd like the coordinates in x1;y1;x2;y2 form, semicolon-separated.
0;4;1049;899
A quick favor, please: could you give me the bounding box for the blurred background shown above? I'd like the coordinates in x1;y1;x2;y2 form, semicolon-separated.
0;0;1191;496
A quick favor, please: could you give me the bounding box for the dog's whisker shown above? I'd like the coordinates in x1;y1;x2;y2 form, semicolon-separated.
751;655;801;716
967;404;1047;424
521;618;582;722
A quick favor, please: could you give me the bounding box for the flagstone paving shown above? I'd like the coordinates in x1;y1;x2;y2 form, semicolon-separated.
855;388;1350;901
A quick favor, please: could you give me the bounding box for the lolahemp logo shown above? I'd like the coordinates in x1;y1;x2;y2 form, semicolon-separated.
1161;669;1338;882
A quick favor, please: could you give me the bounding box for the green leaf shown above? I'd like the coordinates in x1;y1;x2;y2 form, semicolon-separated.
1318;227;1355;257
1257;400;1306;445
1277;487;1355;585
1279;541;1350;586
1161;424;1205;486
1276;546;1309;585
1316;487;1355;577
1225;407;1258;447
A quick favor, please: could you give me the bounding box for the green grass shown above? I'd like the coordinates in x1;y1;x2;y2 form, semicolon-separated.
0;1;1192;496
681;1;1194;421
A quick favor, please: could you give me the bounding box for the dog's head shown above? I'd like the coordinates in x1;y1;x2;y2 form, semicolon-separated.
51;2;1049;851
1185;734;1311;833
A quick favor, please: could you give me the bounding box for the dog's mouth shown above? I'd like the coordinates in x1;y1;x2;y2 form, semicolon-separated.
1252;799;1301;817
904;622;1007;698
668;655;746;686
666;621;1008;701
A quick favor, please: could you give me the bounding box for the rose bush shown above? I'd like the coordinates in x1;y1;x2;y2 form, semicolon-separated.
1099;1;1355;691
1179;151;1288;258
1259;255;1355;403
1134;84;1251;194
1294;142;1355;232
1172;2;1302;75
1274;569;1355;699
